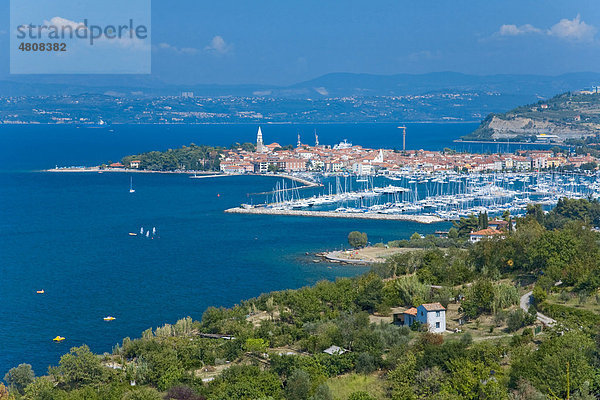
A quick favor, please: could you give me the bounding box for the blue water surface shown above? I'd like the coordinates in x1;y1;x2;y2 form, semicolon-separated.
0;123;474;374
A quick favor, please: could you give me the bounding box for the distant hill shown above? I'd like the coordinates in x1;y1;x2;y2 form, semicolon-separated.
462;92;600;142
289;72;600;98
2;72;600;99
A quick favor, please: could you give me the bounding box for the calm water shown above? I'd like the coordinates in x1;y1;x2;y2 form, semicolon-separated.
0;123;476;374
0;122;552;172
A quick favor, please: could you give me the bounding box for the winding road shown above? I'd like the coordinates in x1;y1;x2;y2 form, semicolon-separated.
520;291;556;326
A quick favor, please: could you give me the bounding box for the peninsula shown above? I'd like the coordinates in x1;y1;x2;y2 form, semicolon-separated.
462;91;600;143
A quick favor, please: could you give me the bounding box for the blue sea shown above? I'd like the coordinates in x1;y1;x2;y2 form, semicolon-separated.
0;122;525;375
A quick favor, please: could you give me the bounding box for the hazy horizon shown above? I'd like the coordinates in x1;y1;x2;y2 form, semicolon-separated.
2;0;600;85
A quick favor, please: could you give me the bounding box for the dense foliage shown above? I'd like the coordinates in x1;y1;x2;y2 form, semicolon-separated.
5;198;600;399
118;143;253;171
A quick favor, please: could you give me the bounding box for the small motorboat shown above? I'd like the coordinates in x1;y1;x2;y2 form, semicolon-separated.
36;290;45;294
128;233;137;236
53;336;65;342
103;316;116;321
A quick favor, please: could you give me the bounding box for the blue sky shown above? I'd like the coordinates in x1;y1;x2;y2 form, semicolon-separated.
2;0;600;84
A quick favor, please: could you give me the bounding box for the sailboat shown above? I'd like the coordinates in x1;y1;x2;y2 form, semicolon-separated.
129;177;135;193
140;227;144;235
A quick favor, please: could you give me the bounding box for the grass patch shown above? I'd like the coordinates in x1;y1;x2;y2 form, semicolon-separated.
326;373;386;400
546;290;600;313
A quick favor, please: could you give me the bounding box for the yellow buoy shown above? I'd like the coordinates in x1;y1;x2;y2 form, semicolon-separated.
53;336;65;342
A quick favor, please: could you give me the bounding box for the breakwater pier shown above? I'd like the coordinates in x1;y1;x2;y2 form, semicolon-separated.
224;207;443;223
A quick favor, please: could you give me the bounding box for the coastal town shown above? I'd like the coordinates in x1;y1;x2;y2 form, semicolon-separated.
104;126;599;175
208;127;598;175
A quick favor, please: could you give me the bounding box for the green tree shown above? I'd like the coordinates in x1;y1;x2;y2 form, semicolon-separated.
348;231;368;248
454;215;479;238
355;353;377;374
23;377;55;400
460;280;495;319
211;365;282;400
447;228;459;239
121;387;163;400
56;345;106;389
4;364;34;394
244;338;269;354
388;353;417;399
165;385;206;400
309;384;333;400
285;369;311;400
510;331;596;398
268;164;281;172
526;204;545;225
478;212;489;229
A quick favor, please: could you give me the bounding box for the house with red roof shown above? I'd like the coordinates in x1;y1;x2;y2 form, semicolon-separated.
392;303;446;333
470;228;504;243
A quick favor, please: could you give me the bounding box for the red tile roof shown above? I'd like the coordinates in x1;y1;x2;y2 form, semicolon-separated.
403;307;418;316
470;228;503;237
420;302;446;311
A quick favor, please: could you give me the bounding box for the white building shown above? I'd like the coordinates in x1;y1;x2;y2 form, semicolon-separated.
416;303;446;333
352;162;373;175
469;228;504;243
395;302;446;333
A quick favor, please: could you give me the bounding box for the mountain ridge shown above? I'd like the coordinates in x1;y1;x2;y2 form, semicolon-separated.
2;71;600;98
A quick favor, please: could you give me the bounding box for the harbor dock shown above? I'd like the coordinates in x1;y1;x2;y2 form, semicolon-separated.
224;207;443;223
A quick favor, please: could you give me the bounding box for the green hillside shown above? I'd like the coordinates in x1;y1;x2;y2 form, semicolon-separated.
463;92;600;142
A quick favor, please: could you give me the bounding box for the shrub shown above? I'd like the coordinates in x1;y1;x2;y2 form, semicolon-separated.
355;353;377;374
348;392;377;400
4;364;34;394
348;231;368;248
122;387;162;400
164;385;206;400
506;309;531;332
285;369;311;400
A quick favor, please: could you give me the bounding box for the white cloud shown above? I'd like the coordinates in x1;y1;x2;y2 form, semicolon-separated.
493;15;596;43
43;16;86;30
548;14;596;42
156;42;198;55
497;24;541;36
204;36;232;55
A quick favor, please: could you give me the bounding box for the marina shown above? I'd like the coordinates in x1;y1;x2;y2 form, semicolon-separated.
232;170;600;222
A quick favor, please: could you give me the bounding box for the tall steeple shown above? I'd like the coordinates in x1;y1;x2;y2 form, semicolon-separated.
256;126;265;153
315;130;319;147
297;132;301;148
